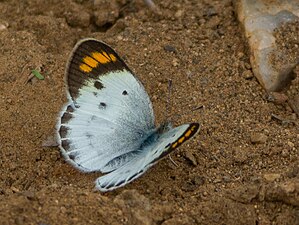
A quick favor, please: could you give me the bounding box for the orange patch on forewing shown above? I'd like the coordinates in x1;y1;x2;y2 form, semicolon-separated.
102;51;109;58
109;54;116;62
92;52;110;64
83;56;98;68
80;64;92;73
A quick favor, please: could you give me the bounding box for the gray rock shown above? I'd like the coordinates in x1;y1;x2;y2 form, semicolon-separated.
235;0;299;91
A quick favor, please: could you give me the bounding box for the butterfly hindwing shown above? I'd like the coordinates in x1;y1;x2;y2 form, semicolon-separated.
56;39;155;172
96;123;200;192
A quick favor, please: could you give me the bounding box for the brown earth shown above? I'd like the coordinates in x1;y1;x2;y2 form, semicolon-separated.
0;0;298;224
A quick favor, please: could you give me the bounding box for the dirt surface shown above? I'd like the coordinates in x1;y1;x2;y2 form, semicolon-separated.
0;0;298;224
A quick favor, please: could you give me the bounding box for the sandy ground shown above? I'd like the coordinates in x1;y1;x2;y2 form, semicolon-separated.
0;0;298;224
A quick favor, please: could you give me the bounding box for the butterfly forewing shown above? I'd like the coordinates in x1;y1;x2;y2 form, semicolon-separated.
67;39;131;100
57;39;155;172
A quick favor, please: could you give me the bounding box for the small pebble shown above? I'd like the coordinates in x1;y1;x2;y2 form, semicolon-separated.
250;133;267;144
287;141;294;148
233;147;248;163
267;92;288;104
65;4;90;28
163;45;176;53
0;24;8;31
263;173;281;182
172;58;179;67
184;152;197;166
175;9;184;18
242;70;254;79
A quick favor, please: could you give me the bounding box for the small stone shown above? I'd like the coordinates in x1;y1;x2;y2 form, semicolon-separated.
235;0;299;91
233;147;248;163
206;16;220;28
184;152;197;166
287;141;295;148
250;133;267;144
94;2;119;28
65;3;90;27
285;165;299;178
244;62;252;69
281;149;289;157
172;58;179;67
15;217;24;225
192;176;205;186
213;178;222;183
281;181;296;193
11;187;20;193
263;173;281;182
267;92;288;104
242;70;254;79
228;185;259;203
223;176;231;183
0;23;8;31
22;190;37;200
205;6;217;17
163;45;176;53
175;9;184;18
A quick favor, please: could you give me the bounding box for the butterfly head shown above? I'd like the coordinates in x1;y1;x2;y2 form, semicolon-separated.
157;121;172;134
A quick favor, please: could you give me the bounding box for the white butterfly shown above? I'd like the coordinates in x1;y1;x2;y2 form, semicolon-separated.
56;38;200;192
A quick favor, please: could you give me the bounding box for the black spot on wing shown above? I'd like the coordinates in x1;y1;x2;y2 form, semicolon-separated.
99;102;107;109
122;90;128;95
93;92;98;96
165;143;171;148
85;132;94;139
66;39;134;100
94;81;104;89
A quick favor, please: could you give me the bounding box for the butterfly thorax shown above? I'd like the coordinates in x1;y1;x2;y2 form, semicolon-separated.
157;121;172;134
139;122;172;150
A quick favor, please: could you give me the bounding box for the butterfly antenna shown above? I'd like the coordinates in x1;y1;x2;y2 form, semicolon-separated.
165;79;173;125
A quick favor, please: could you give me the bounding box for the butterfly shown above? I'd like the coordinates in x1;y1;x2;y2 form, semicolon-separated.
56;38;200;192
